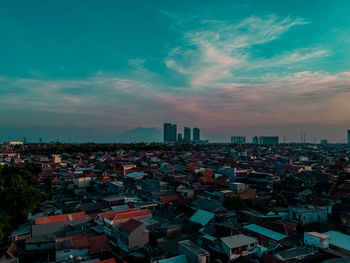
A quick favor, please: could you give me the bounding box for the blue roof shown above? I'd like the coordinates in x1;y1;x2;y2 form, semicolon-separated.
243;224;287;241
190;209;215;226
157;255;189;263
323;231;350;251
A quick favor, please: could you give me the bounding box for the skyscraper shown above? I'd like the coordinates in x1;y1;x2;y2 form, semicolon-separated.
178;133;183;142
231;136;245;144
171;124;177;142
184;127;191;142
259;136;279;145
163;123;172;142
348;129;350;144
193;127;200;142
252;136;258;144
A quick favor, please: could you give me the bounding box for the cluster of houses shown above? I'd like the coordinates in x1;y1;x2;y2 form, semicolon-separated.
2;142;350;262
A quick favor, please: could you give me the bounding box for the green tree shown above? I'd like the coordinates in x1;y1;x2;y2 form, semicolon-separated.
0;166;43;241
0;210;11;241
223;196;246;211
275;194;288;207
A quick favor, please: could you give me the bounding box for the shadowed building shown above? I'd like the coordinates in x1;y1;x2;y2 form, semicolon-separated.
171;124;177;142
193;127;200;142
184;127;191;142
163;123;172;142
231;136;246;144
259;136;279;145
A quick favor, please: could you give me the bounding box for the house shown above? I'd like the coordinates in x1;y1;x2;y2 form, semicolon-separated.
55;233;111;262
34;212;88;225
323;231;350;255
288;206;328;224
25;235;55;252
243;224;287;246
304;232;330;249
190;209;215;227
95;208;151;235
116;219;149;252
178;240;210;263
221;234;259;261
240;209;286;224
159;194;183;205
274;246;318;261
152;255;188;263
32;212;89;237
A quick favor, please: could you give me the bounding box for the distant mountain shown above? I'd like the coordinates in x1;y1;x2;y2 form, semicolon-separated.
117;127;162;143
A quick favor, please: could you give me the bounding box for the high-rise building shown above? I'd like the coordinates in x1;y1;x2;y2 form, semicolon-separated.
259;136;279;145
320;139;328;145
193;127;200;142
171;124;177;142
348;130;350;144
163;123;172;142
178;133;183;142
184;127;191;142
231;136;245;144
252;136;258;144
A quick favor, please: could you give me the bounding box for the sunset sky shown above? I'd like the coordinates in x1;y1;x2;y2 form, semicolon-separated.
1;0;350;142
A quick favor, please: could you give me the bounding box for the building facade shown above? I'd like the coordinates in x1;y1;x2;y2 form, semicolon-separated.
193;128;200;142
184;127;191;142
163;123;172;142
259;136;279;145
231;136;246;144
171;124;177;142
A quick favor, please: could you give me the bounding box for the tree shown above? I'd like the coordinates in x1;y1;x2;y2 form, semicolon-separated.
275;194;288;207
0;166;43;241
223;196;246;211
296;221;308;233
0;210;11;242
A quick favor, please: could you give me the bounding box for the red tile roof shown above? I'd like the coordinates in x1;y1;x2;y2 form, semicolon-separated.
72;236;89;249
60;233;111;254
99;259;117;263
88;234;111;254
120;219;143;233
159;194;182;204
35;212;87;225
97;208;138;221
112;209;151;222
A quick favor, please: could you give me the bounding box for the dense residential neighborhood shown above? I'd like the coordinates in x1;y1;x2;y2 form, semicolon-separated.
1;141;350;262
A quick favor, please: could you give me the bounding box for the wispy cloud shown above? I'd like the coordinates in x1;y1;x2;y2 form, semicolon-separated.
1;11;349;140
164;13;326;88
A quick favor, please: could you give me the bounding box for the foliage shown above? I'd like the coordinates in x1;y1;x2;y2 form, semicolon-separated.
0;166;43;242
296;221;308;233
223;196;246;211
274;194;288;207
65;206;84;214
337;172;350;185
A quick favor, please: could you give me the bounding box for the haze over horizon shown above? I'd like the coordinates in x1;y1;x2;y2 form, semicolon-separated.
1;0;350;143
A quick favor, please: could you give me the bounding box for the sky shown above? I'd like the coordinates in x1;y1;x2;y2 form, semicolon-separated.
0;0;350;142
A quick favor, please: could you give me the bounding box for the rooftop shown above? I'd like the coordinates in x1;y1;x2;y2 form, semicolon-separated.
244;224;287;241
221;234;258;249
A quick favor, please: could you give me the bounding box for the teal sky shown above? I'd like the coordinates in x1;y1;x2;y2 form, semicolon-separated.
0;0;350;142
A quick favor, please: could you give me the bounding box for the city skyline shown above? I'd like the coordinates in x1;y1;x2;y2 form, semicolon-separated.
1;1;350;142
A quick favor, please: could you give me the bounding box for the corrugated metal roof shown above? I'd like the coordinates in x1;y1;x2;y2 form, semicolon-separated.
323;230;350;251
244;224;287;241
221;234;258;249
190;209;214;226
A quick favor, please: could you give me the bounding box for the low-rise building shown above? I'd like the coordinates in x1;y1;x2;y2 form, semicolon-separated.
221;234;259;261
